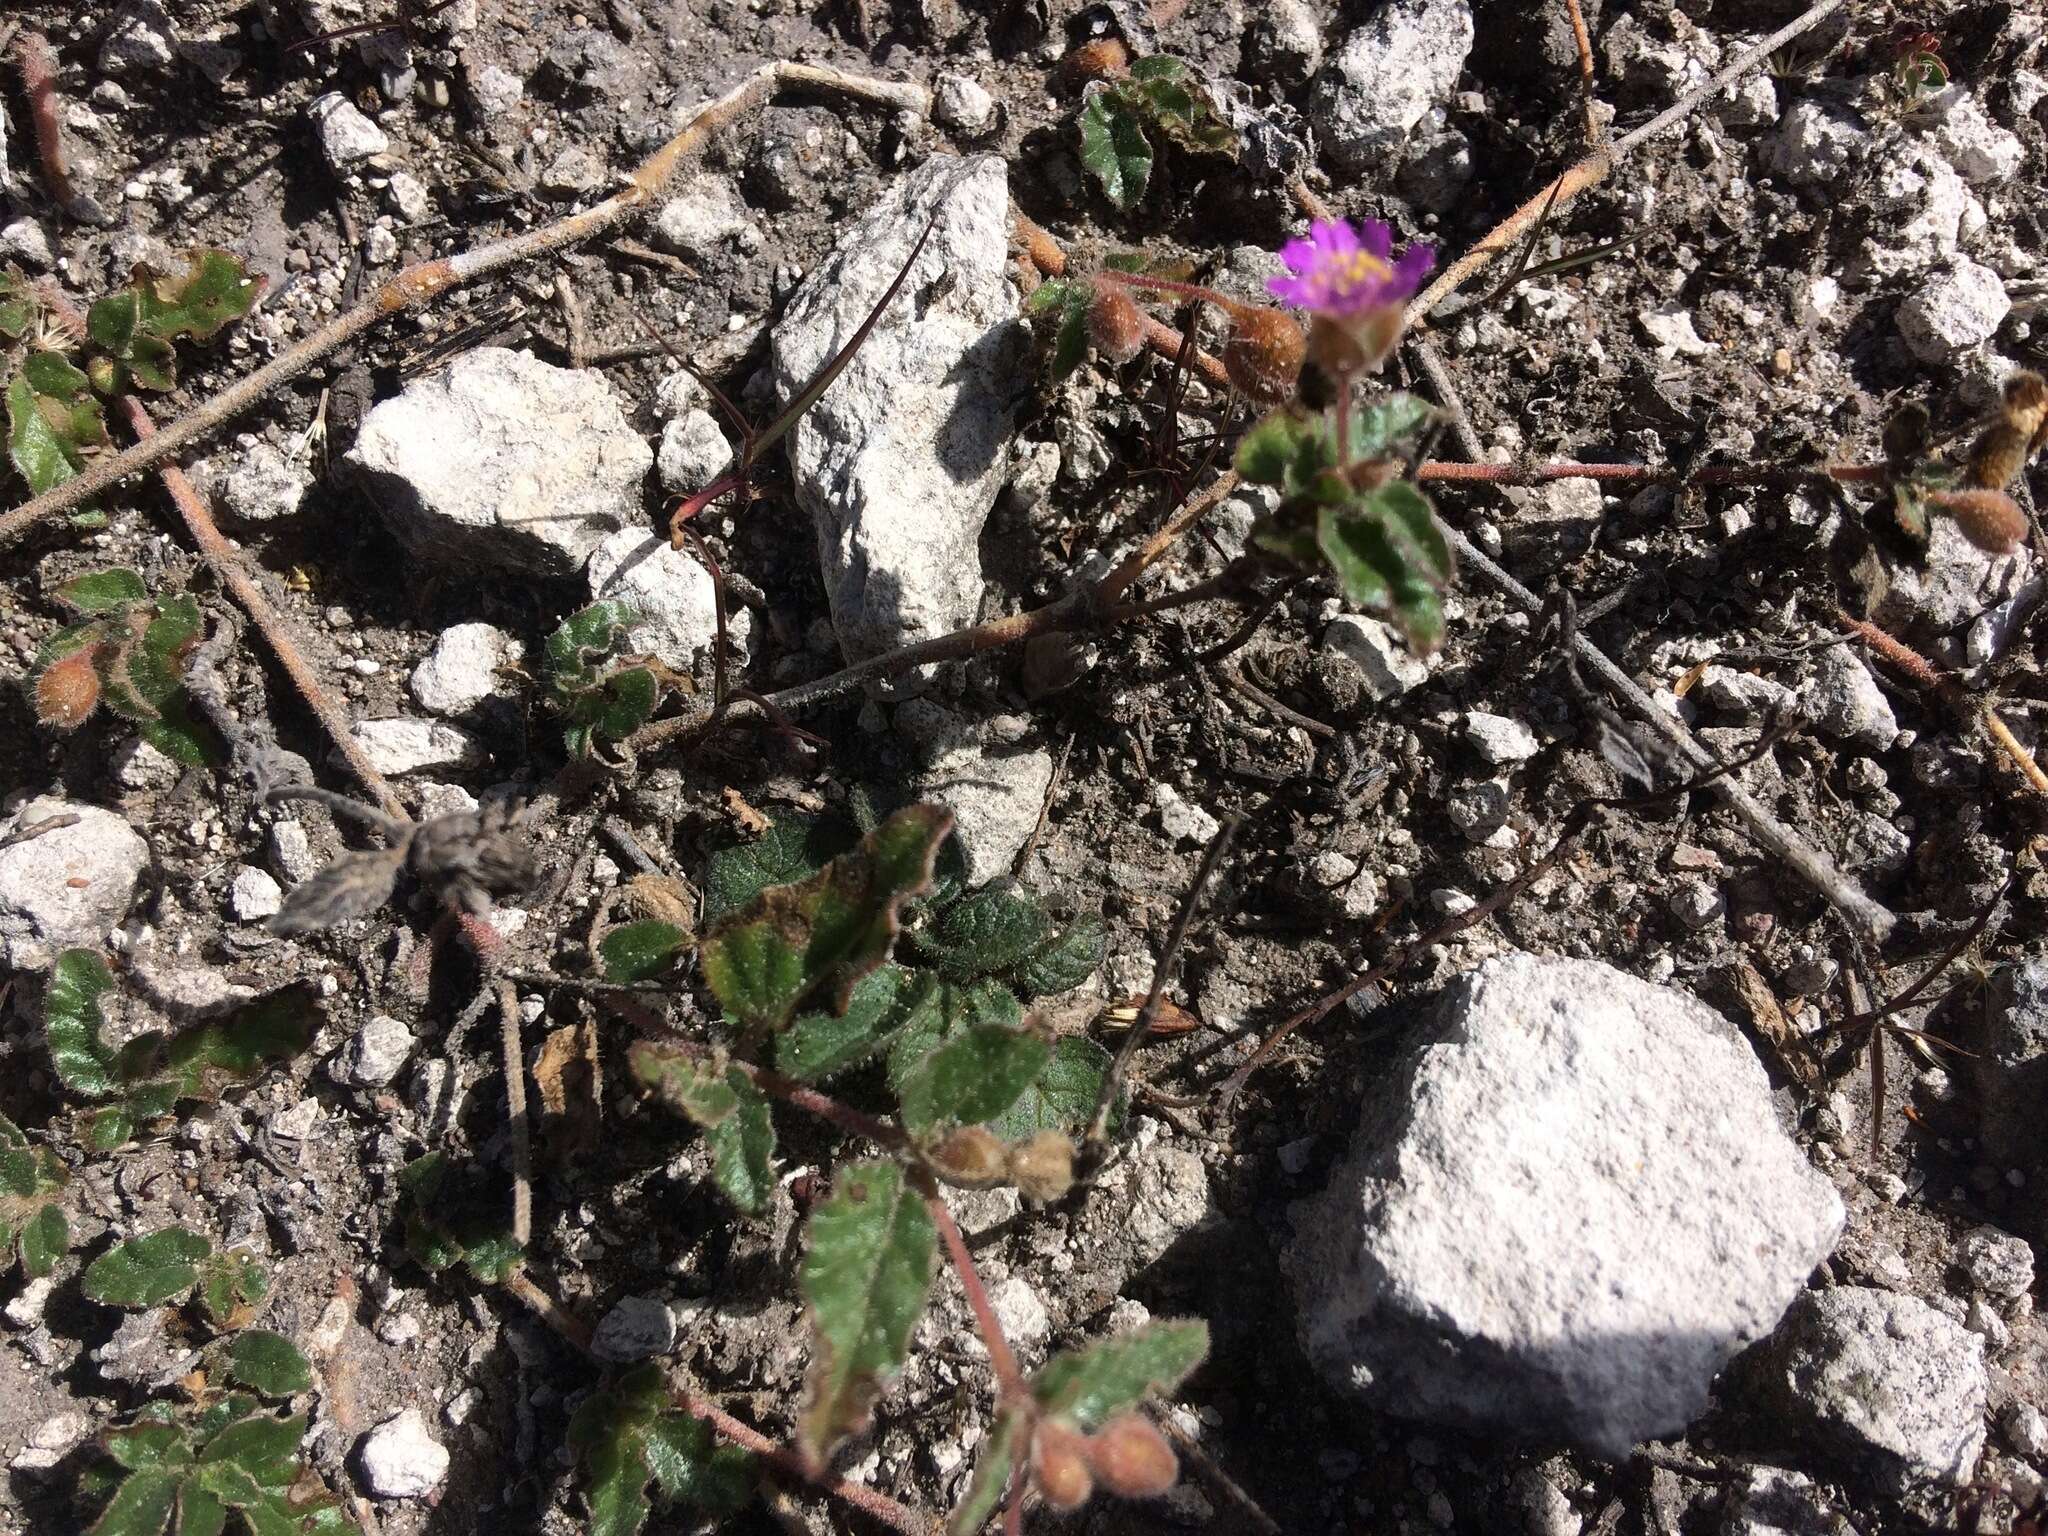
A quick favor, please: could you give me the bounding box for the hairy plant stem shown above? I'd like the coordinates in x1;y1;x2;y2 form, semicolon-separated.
496;979;532;1248
0;61;930;546
1015;212;1231;390
922;1174;1027;1401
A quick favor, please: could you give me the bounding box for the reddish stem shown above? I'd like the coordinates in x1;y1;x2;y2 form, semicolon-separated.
12;32;77;213
1414;459;1886;487
923;1179;1027;1402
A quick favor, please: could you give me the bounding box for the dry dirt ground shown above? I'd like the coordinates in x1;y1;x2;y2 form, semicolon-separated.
3;1;2047;1534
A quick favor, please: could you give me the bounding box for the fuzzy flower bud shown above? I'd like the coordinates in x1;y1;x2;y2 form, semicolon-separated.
1007;1131;1076;1203
1088;281;1146;364
1085;1413;1179;1499
35;645;102;729
925;1126;1009;1189
1966;370;2048;490
1032;1420;1095;1510
1222;304;1306;402
1929;487;2028;555
1065;37;1129;83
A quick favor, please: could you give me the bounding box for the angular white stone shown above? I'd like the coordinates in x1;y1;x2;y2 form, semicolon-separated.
1311;0;1475;172
584;529;752;671
0;797;148;970
309;92;388;165
358;1409;449;1499
349;719;486;776
408;623;520;716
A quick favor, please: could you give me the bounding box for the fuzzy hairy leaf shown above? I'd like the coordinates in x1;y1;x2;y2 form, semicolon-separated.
545;601;634;689
1006;912;1107;1000
59;568;149;614
85;1226;212;1308
701;816;857;925
0;270;35;338
700;804;952;1031
226;1331;312;1398
948;1403;1028;1535
1023;277;1078;317
8;355;108;498
797;1160;936;1468
1078;89;1154;211
46;949;122;1097
1051;282;1091;379
987;1036;1119;1140
0;1139;70;1279
569;1364;753;1536
559;666;657;757
776;965;936;1083
1032;1320;1209;1430
895;1021;1053;1133
627;1045;777;1215
397;1152;525;1283
909;883;1051;983
597;920;691;984
884;979;1021;1099
197;1248;270;1329
267;848;406;937
87;1467;180;1536
137;251;263;344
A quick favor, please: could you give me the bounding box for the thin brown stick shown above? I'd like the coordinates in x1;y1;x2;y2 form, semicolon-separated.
496;978;532;1248
1982;704;2048;798
1407;0;1846;324
1090;814;1238;1148
1097;470;1243;604
0;61;929;547
923;1180;1025;1401
117;398;407;822
1563;0;1601;148
1415;459;1887;489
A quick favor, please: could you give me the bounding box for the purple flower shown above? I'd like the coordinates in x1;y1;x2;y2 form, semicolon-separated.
1268;219;1435;320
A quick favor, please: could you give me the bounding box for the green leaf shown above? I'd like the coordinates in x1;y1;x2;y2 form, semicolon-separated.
81;1104;137;1152
7;359;107;498
627;1047;777;1215
0;271;36;339
398;1152;526;1284
797;1160;936;1467
1023;278;1077;317
597;920;692;983
106;1420;191;1470
1235;410;1303;487
46;950;121;1098
1051;283;1090;379
1365;481;1452;589
885;980;1020;1098
948;1403;1028;1535
559;666;658;755
1128;55;1189;84
896;1022;1053;1133
198;1412;305;1478
909;883;1051;983
1078;90;1155;211
1318;502;1397;609
987;1036;1119;1140
87;1467;180;1536
702;815;857;924
133;250;262;346
1032;1320;1210;1431
570;1364;754;1535
177;1483;228;1536
546;601;635;688
21;1197;72;1279
777;965;934;1083
59;568;149;614
1352;393;1436;459
196;1249;270;1328
227;1331;312;1398
85;1226;212;1308
700;804;953;1032
1006;912;1107;1000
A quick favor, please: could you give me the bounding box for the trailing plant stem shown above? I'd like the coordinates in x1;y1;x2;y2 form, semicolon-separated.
922;1175;1026;1401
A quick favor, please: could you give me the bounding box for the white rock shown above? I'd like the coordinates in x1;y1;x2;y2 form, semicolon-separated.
1246;0;1324;84
1853;140;1968;283
1698;665;1794;718
1854;516;2032;635
308;91;389;166
983;1276;1051;1363
229;866;284;921
1798;645;1897;751
1;218;54;269
358;1409;449;1499
1897;259;2009;364
1769;99;1869;187
1640;304;1713;359
1667;877;1725;929
1288;955;1844;1458
1717;72;1778;131
113;737;182;791
349;719;486;776
1956;1225;2034;1299
100;2;177;73
408;623;519;716
0;797;148;970
386;170;430;223
5;1277;54;1328
1722;1466;1836;1536
932;72;996;136
914;745;1053;885
1601;14;1719;100
655;409;734;494
1311;0;1474;171
1760;1288;1985;1489
269;820;318;884
1932;90;2024;184
1324;615;1428;702
346;348;651;576
466;62;523;116
1463;711;1539;764
585;529;752;671
541;146;606;196
1152;783;1223;846
652;181;758;261
2003;1403;2048;1460
198;438;312;523
773;156;1024;665
591;1294;677;1362
332;1014;413;1088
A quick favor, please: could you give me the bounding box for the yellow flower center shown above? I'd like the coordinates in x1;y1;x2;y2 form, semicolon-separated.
1333;249;1392;292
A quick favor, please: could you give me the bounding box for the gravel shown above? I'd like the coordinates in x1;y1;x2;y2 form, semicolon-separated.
357;1408;450;1499
654;409;734;495
330;1014;414;1088
1324;614;1428;702
652;180;760;261
1954;1225;2033;1299
1756;1287;1986;1490
1311;0;1475;173
1288;955;1843;1458
1463;710;1539;764
229;866;284;921
345;347;650;576
1896;258;2011;364
195;438;312;523
590;1295;678;1362
348;718;487;776
771;154;1025;665
308;91;389;166
0;797;149;970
